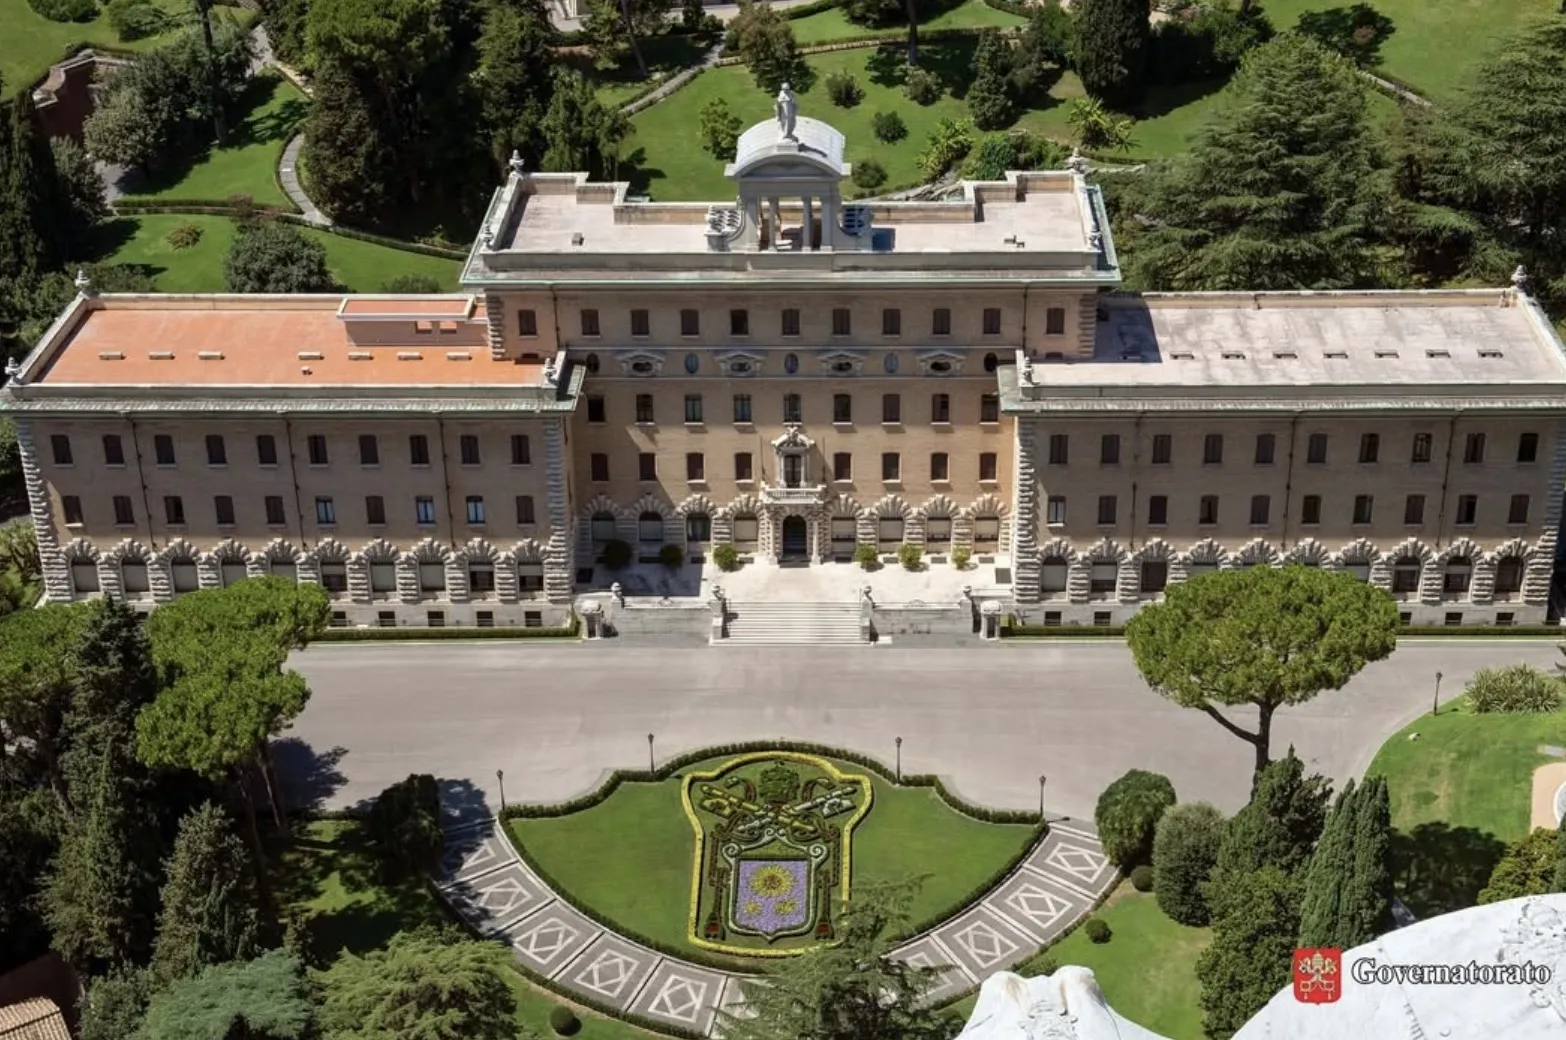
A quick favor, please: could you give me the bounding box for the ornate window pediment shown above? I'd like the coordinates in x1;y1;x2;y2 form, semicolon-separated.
817;350;867;376
772;424;815;452
615;350;667;377
716;350;766;378
916;349;966;376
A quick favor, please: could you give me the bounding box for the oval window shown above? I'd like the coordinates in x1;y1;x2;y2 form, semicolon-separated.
884;353;899;374
930;360;952;374
630;359;655;375
983;352;997;372
831;359;854;374
784;353;799;374
730;360;752;375
684;353;700;374
585;353;600;374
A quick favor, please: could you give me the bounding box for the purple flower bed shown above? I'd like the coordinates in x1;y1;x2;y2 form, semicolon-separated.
734;860;810;935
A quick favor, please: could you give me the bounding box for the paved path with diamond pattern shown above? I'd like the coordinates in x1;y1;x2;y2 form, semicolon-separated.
435;813;1114;1035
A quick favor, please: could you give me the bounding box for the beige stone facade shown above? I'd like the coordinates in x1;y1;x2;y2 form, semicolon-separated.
5;108;1566;628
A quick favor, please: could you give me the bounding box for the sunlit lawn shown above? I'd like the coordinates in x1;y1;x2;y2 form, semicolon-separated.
786;0;1024;46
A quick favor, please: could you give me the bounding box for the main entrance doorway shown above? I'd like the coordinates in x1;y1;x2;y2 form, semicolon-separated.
781;515;809;560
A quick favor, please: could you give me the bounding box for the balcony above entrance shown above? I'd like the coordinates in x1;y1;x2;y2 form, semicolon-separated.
760;483;829;508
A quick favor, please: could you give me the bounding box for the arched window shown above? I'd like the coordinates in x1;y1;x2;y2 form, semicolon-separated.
1140;560;1167;594
1186;561;1218;579
1494;555;1525;597
220;560;248;587
1040;555;1068;595
590;511;617;543
319;561;347;595
638;511;665;544
468;560;495;595
122;557;151;597
831;516;858;556
270;557;297;584
1443;556;1472;595
983;352;998;373
1392;556;1422;593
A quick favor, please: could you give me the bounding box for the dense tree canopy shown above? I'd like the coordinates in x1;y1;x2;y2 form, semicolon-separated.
1297;776;1392;948
151;802;261;986
140;949;313;1040
313;932;515;1040
1075;0;1148;108
223;221;336;294
730;0;805;96
1196;865;1301;1039
476;0;557;168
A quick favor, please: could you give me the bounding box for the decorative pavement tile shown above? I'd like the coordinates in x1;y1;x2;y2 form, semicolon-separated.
629;958;730;1034
708;975;751;1039
1026;831;1114;897
443;862;552;933
502;901;601;978
985;871;1091;945
897;945;974;1005
558;933;661;1009
439;825;513;885
931;905;1036;979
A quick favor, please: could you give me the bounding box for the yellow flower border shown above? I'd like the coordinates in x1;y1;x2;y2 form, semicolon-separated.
681;751;874;958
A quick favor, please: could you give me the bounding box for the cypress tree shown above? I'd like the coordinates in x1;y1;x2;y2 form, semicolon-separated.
1207;750;1330;891
1297;778;1356;947
1195;865;1301;1040
967;31;1016;131
1075;0;1149;109
1343;775;1393;941
0;90;71;284
151;802;261;986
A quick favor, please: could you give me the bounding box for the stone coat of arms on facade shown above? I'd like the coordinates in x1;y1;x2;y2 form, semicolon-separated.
681;752;871;955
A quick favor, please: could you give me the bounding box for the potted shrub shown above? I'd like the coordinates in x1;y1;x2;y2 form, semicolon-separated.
853;544;879;571
712;542;740;572
659;543;685;569
898;544;923;571
951;546;972;570
600;539;632;570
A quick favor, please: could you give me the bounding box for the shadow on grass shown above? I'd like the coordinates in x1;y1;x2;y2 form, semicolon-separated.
273;737;349;815
87;217;145;263
865;37;980;98
1391;822;1506;919
618;147;664;198
1128;76;1228;121
1294;4;1396;68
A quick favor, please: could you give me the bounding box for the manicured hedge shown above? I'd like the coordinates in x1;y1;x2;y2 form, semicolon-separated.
981;0;1030;15
113;200;296;215
781;0;841;19
306;221;469;260
315;618;579;642
1004;623;1564;639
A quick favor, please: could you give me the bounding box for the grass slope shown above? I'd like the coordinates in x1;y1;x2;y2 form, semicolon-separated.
99;214;462;292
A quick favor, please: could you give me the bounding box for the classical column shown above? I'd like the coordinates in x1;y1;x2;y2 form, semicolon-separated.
821;195;837;250
743;196;763;250
769;196;782;248
801;195;814;250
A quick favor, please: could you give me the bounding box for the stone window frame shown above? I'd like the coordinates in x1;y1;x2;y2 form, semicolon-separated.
915;349;966;376
616;350;666;377
817;350;868;376
716;350;766;378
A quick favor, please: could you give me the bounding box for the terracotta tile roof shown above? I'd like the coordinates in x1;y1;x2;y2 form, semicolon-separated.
0;999;70;1040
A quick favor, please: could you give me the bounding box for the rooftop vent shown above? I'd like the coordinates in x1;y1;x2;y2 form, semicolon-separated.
148;350;174;360
571;232;585;246
197;350;223;360
348;351;373;361
1170;351;1195;360
1374;350;1399;359
300;366;312;375
1324;351;1349;359
1426;349;1451;359
97;351;124;361
1273;351;1297;360
1221;351;1246;360
438;321;458;333
1479;349;1504;359
446;351;472;361
298;351;325;361
396;351;423;361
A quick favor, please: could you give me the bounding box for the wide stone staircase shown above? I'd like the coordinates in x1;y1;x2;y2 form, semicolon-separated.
718;600;866;646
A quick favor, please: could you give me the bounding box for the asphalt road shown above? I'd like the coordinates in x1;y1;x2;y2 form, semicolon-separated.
279;639;1562;823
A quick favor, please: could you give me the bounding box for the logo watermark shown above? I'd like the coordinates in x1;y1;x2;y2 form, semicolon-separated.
1293;947;1556;1005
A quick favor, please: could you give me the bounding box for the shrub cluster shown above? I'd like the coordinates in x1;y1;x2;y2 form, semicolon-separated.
872;110;907;143
711;542;740;572
599;539;632;570
166;223;204;250
314;617;578;641
549;1007;581;1036
1084;918;1112;943
852;158;888;191
898;544;923;571
106;0;166;40
1151;802;1225;925
1129;864;1154;892
951;546;972;569
29;0;95;22
1094;769;1177;868
826;70;865;107
1466;664;1564;715
902;66;941;105
658;544;685;569
853;543;879;571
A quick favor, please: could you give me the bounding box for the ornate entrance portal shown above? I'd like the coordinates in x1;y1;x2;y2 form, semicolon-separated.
781;516;809;560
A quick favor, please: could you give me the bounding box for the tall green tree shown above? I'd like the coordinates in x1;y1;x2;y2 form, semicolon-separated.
1125;565;1398;785
140;949;313;1040
151;802;261;986
1297;776;1396;950
223;220;336;294
730;0;804;96
79;968;155;1040
967;31;1015;130
313;932;515;1040
540;67;628;180
1151;801;1225;926
1195;865;1300;1040
717;878;947;1040
581;0;670;77
1478;828;1560;905
475;0;556;168
1207;750;1331;887
297;62;394;223
1121;34;1390;292
1296;777;1357;947
1075;0;1148;109
0;788;64;969
0;90;71;284
0;604;87;805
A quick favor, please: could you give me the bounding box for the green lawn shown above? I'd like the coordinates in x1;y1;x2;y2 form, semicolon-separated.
509;757;1037;966
97;214;462;293
122;73;307;208
281;819;652;1040
568;32;719;110
1364;697;1566;915
786;0;1025;46
945;884;1209;1040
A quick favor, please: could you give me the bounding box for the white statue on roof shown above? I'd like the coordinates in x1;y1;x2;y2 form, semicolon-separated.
775;83;797;142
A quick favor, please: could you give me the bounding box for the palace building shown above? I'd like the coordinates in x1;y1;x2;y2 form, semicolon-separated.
6;98;1566;629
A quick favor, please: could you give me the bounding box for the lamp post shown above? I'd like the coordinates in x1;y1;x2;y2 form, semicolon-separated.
1433;671;1443;717
1039;775;1047;822
496;769;506;813
895;737;903;783
648;733;656;772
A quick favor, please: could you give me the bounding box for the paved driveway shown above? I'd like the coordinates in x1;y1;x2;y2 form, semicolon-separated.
280;640;1561;822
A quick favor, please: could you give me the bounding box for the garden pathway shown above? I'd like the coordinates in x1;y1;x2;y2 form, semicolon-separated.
277;135;331;226
434;812;1114;1035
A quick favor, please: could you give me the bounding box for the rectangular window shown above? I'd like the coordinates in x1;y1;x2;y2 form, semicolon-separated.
1141;560;1168;594
50;434;72;465
307;435;328;466
1199;496;1218;525
1250;494;1270;525
685;394;704;424
1090;564;1116;595
1509;494;1530;524
1455;494;1477;526
510;434;531;465
1045;307;1066;335
730;309;749;336
932;393;951;424
833;394;852;423
591;453;609;481
1148;495;1168;525
783;394;802;423
680;309;700;336
415;496;437;524
833;452;851;481
1463;432;1485;463
470;567;495;594
732;394;752;423
210;495;234;526
165;495;186;524
780;309;800;337
882;308;901;336
358;434;379;466
1518;432;1539;463
1254;433;1275;465
103;434;125;466
1049;434;1069;465
832;308;851;336
882;393;901;423
518;309;538;337
587;396;606;423
113;495;135;525
264;496;285;526
63;495;83;525
459;435;480;465
516;495;535;524
154;434;175;466
1203;434;1223;465
686;453;704;481
1359;432;1380;464
580;308;600;337
1353;495;1374;524
409;434;430;466
1100;434;1120;465
982;308;1002;335
1404;494;1425;524
980;394;1000;423
638;453;656;481
979;452;997;481
1097;495;1117;525
931;452;949;481
315;496;336;525
365;495;385;525
1046;496;1066;525
630;308;650;337
1151;434;1172;464
881;452;900;481
202;434;225;466
1412;432;1433;463
466;496;486;525
735;452;754;481
635;394;654;423
932;308;952;336
1307;433;1328;464
1301;495;1321;525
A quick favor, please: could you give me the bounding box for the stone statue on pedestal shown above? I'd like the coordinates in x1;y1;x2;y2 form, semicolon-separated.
775;83;798;142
